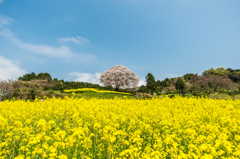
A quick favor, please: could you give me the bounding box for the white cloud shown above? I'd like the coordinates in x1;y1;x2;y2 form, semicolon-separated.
165;73;182;78
0;29;96;62
57;36;92;45
0;0;3;4
0;56;26;80
0;14;14;27
68;72;101;84
138;77;146;86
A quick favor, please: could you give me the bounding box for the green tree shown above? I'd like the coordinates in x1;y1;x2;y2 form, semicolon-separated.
162;78;169;87
202;67;229;76
36;73;52;81
227;68;240;83
18;72;36;81
156;80;162;87
138;85;149;93
145;73;156;94
175;78;185;95
183;73;194;81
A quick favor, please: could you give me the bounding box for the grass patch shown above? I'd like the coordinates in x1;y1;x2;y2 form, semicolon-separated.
55;91;134;99
209;93;240;100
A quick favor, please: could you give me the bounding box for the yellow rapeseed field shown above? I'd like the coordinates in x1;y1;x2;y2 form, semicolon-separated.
0;95;240;159
64;88;133;95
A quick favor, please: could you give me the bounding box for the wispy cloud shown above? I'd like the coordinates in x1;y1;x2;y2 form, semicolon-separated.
138;77;146;86
57;36;92;45
0;13;95;62
165;73;182;78
0;29;96;62
0;14;14;27
68;72;102;84
0;56;26;80
0;0;3;4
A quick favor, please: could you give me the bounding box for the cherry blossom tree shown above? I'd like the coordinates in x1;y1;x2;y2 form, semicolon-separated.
100;65;139;91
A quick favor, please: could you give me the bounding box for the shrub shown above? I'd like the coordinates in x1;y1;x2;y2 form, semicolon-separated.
228;91;238;96
209;94;230;99
192;91;198;96
168;94;175;98
233;95;240;100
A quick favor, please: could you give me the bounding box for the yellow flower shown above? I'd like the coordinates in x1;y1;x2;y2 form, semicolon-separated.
0;95;240;158
58;154;68;159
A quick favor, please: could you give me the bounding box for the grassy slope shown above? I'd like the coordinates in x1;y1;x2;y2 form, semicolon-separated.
54;91;240;100
54;91;134;99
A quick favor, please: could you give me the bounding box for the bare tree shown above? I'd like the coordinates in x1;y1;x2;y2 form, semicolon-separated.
0;79;14;102
189;75;238;93
100;65;139;91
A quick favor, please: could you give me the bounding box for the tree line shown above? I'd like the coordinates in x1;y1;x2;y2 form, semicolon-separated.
0;72;115;101
139;67;240;96
0;65;138;101
1;66;240;101
18;72;113;91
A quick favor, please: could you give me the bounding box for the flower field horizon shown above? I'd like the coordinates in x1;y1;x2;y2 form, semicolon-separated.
0;96;240;158
64;88;133;95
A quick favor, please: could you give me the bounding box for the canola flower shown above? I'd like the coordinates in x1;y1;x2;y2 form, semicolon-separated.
64;88;133;95
0;96;240;158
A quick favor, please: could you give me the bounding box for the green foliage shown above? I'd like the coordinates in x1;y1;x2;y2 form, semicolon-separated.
18;72;53;82
168;94;175;98
227;91;238;96
183;73;194;81
14;67;240;100
226;68;240;83
202;67;229;76
36;72;52;81
209;93;230;99
233;95;240;100
138;85;149;93
156;80;162;87
162;78;169;87
175;78;185;92
167;90;180;94
18;72;36;81
145;73;156;94
143;94;152;99
60;80;107;90
62;91;134;99
19;72;114;92
191;91;198;96
13;88;20;97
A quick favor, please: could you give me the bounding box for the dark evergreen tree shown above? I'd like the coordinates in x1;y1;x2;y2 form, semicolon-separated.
145;73;156;94
18;72;36;81
175;78;185;94
36;73;52;81
183;73;194;81
138;85;149;93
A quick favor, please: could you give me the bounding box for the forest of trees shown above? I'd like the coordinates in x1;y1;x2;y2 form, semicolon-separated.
18;72;110;91
138;67;240;96
16;67;240;98
0;72;116;101
1;67;240;101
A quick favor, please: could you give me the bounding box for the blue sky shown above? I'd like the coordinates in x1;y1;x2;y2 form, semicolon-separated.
0;0;240;85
